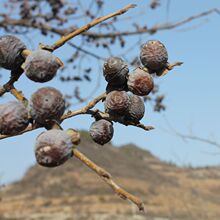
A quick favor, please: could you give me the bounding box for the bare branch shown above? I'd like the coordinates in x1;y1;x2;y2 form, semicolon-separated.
48;4;137;51
0;69;28;106
79;8;220;38
156;61;183;77
176;132;220;149
0;92;154;140
61;92;106;121
73;148;144;211
0;8;219;40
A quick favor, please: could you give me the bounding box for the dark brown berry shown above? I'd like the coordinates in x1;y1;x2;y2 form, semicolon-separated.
89;119;114;145
0;101;29;135
103;57;129;86
125;95;145;122
35;129;73;167
105;90;130;115
24;50;61;83
140;40;168;71
0;35;26;70
127;67;154;96
105;83;128;94
29;87;65;125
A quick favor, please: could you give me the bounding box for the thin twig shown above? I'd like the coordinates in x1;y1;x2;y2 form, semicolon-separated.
73;148;144;211
1;8;218;39
176;133;220;149
9;86;28;106
91;109;154;131
61;92;106;121
156;61;183;77
49;4;136;51
0;69;28;105
68;42;105;61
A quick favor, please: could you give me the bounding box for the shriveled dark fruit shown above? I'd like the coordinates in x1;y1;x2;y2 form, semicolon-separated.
0;101;29;135
24;49;61;83
35;129;73;167
127;67;154;96
140;40;168;72
89;119;114;145
29;87;65;124
125;95;145;122
105;90;130;115
103;57;129;86
0;35;26;70
105;82;128;94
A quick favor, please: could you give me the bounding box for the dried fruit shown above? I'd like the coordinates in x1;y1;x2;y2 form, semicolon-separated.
105;83;128;94
140;40;168;71
89;119;114;145
125;95;145;122
127;67;154;96
35;129;73;167
105;90;130;115
103;57;129;86
24;49;61;82
29;87;65;124
0;101;29;135
0;35;26;70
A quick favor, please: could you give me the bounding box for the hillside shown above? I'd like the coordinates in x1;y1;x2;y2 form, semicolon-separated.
1;131;220;220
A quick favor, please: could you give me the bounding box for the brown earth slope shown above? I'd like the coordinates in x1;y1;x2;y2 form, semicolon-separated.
1;131;220;220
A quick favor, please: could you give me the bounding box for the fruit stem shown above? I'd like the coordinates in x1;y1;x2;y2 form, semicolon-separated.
156;61;183;77
0;69;28;106
61;92;106;121
73;148;145;211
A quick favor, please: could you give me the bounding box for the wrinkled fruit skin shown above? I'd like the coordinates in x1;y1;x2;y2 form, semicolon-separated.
29;87;65;124
105;83;128;94
125;95;145;122
24;50;60;82
35;129;73;167
127;67;154;96
103;57;129;87
105;90;130;115
0;35;26;70
89;119;114;145
140;40;168;71
0;101;29;135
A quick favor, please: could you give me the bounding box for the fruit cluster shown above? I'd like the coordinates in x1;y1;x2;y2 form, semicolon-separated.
0;35;79;167
0;35;169;168
0;6;180;210
89;40;169;145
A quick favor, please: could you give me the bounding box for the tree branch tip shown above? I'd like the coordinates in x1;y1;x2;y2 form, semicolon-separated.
139;203;145;212
175;61;183;66
128;4;137;9
213;8;220;15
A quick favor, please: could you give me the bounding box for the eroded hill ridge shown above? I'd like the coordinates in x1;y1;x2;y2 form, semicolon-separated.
1;131;220;220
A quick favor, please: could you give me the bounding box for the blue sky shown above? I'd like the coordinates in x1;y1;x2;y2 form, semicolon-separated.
1;0;220;184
